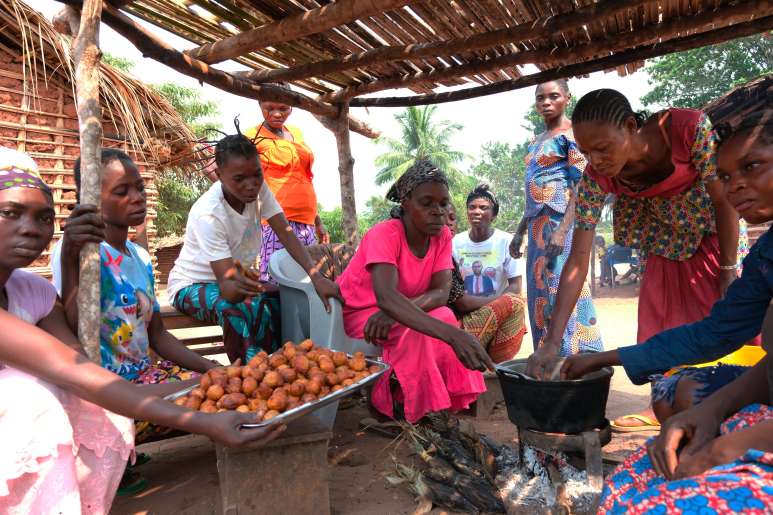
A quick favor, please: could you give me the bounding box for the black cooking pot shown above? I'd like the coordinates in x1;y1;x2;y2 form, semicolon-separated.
496;358;614;434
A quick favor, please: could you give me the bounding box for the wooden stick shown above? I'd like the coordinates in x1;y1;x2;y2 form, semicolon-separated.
185;0;415;64
350;15;773;107
55;1;379;139
235;0;650;83
323;0;769;102
72;0;103;363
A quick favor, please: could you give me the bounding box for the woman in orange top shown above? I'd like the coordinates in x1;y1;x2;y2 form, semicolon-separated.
245;93;329;282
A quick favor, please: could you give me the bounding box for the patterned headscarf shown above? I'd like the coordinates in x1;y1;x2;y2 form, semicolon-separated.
386;159;448;203
0;147;51;195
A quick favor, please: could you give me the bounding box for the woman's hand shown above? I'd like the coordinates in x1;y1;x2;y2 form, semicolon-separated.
718;268;737;298
230;266;265;298
204;411;286;448
546;229;567;258
509;233;524;259
310;274;344;313
61;204;105;259
526;338;561;379
315;219;330;245
364;310;395;343
447;330;495;372
561;352;606;380
647;403;724;479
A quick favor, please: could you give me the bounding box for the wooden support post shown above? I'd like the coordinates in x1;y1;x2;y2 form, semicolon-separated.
332;103;359;247
72;0;103;362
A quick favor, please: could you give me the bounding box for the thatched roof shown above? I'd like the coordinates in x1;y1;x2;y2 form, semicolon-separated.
704;74;773;127
100;0;772;110
0;0;198;169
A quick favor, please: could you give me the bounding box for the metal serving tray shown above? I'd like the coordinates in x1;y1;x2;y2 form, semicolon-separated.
165;355;389;429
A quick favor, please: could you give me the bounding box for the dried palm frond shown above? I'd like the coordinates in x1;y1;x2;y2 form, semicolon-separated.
0;0;202;173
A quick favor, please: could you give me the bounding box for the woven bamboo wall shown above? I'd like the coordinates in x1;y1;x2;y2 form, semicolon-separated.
0;46;159;277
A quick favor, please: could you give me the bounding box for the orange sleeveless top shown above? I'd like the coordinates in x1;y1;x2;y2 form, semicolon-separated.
245;123;317;225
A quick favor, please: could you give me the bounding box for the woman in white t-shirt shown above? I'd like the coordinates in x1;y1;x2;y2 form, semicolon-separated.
168;133;342;362
449;186;527;362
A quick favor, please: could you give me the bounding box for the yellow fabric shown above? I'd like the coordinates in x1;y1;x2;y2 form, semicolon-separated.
664;345;766;377
245;123;317;225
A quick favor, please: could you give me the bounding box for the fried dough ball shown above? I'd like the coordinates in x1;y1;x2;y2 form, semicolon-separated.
306;350;320;362
173;396;187;406
282;343;297;360
318;358;335;374
287;380;305;397
217;393;247;410
200;400;217;413
256;384;273;400
267;391;288;412
206;384;225;401
278;367;297;383
293;355;310;375
226;366;242;379
263;371;283;388
301;393;317;404
331;385;344;392
199;374;212;391
269;354;287;369
236;405;250;413
242;376;258;396
190;388;206;400
263;410;280;421
332;351;348;367
306;379;322;395
368;365;381;374
349;357;367;372
226;377;243;394
325;373;341;387
342;379;355;387
298;339;314;352
248;398;268;411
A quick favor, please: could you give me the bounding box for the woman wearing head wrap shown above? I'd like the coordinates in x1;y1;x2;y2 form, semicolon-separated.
447;187;528;363
528;88;739;432
0;148;283;514
337;160;493;424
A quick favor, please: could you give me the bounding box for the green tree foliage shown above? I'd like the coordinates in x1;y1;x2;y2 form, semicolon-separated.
150;82;220;138
641;33;773;108
468;141;529;232
102;52;134;72
374;106;467;188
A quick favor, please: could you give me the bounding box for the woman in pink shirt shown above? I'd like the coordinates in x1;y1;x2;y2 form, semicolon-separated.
337;161;494;423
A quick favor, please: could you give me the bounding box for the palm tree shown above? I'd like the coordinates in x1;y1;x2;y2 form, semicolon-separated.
374;105;467;188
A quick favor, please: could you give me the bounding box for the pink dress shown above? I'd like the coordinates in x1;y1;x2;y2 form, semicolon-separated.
0;270;135;515
337;220;486;422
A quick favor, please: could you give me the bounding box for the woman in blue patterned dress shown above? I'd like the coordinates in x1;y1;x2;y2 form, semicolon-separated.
510;80;603;356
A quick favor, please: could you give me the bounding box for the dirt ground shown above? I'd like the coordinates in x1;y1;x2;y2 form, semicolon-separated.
112;283;654;515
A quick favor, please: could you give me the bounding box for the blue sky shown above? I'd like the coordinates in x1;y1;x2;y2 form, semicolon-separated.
28;0;654;210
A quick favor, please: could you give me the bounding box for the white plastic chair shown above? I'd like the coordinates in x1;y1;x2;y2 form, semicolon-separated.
268;248;382;357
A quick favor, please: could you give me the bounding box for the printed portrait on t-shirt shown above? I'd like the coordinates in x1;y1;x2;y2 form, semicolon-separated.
452;229;521;298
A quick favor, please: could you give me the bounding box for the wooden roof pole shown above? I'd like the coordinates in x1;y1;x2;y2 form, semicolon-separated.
235;0;650;84
73;0;103;363
55;1;379;139
185;0;415;65
314;103;359;246
323;0;769;102
350;15;773;108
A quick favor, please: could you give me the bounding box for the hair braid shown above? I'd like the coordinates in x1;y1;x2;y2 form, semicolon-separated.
572;89;648;128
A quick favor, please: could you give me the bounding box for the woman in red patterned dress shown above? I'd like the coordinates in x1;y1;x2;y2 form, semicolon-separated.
528;89;739;431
